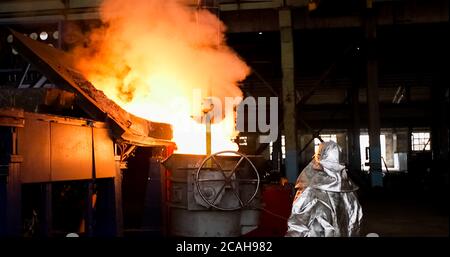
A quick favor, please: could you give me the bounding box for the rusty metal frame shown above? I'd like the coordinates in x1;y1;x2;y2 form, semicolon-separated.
9;29;175;148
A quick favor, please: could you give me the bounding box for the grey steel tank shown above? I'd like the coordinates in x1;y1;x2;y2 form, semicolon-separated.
162;151;262;237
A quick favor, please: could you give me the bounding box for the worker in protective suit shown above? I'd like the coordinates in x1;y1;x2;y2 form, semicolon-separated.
286;141;363;237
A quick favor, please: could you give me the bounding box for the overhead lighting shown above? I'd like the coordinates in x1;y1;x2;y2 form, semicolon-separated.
29;32;38;40
53;31;59;40
6;34;13;43
308;0;319;11
40;31;48;40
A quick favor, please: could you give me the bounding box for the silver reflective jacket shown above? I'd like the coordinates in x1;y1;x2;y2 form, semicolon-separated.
286;141;363;237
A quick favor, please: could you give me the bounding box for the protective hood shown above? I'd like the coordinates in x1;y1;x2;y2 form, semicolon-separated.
286;141;363;237
295;141;358;193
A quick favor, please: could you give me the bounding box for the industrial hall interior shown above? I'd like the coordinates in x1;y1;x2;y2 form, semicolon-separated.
0;0;448;238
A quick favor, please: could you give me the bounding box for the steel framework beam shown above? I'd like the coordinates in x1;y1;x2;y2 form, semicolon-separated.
279;8;298;183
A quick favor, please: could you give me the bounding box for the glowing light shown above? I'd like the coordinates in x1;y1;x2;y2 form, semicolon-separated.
29;32;38;40
71;0;250;155
39;31;48;40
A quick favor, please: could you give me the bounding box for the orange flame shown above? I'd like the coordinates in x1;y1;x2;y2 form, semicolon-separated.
71;0;250;154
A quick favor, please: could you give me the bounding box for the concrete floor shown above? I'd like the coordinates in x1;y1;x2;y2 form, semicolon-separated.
359;187;449;237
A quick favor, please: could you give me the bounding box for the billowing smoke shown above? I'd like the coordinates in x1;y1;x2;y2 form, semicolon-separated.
71;0;250;154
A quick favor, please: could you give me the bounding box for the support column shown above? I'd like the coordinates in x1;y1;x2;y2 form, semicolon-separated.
365;2;383;187
6;154;22;236
336;133;348;163
349;38;362;176
4;127;23;236
114;157;124;236
431;77;449;162
279;8;298;183
350;84;361;173
271;133;282;173
430;76;449;193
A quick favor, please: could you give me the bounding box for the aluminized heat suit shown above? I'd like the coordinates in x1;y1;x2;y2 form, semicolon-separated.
286;141;363;237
